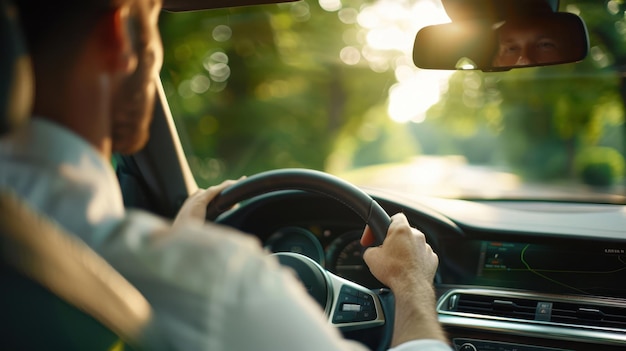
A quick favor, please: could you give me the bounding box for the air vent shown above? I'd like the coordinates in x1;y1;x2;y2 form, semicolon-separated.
441;290;626;330
448;293;536;321
551;302;626;329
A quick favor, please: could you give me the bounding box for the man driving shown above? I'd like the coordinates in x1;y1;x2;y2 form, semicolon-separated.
0;0;451;350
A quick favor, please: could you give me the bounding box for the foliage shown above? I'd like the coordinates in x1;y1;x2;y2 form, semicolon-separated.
160;0;625;195
576;146;625;186
160;1;397;186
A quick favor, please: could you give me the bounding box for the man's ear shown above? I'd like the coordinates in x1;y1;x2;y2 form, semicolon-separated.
97;5;138;75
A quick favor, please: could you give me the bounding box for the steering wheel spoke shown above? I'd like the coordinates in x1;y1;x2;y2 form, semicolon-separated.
273;252;385;331
327;273;385;331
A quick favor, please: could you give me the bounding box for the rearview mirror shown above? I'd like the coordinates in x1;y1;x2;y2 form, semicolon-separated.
413;12;589;71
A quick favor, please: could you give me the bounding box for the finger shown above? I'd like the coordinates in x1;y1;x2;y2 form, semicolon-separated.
210;179;239;192
362;245;380;266
388;212;409;230
198;179;238;200
384;213;411;240
431;250;439;265
360;225;376;247
363;213;408;247
410;227;428;242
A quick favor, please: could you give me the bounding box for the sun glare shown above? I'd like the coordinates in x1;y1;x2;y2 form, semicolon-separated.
388;69;453;123
356;0;453;123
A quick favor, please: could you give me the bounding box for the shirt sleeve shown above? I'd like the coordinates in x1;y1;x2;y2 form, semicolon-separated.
99;214;450;351
390;340;453;351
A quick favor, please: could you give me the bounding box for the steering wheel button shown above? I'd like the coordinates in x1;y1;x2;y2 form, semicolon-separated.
341;286;358;297
333;311;357;323
360;299;374;310
340;293;359;304
356;310;376;321
357;291;370;299
342;303;362;312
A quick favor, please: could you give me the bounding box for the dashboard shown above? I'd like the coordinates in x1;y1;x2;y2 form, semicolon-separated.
442;239;626;297
217;189;626;351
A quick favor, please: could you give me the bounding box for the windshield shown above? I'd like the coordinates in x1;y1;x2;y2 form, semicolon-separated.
159;0;626;203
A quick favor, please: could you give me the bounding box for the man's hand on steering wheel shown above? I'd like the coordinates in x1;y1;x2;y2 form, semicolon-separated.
362;213;446;347
173;177;245;227
361;213;439;292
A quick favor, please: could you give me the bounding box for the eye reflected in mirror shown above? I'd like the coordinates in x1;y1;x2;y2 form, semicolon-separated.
413;12;589;71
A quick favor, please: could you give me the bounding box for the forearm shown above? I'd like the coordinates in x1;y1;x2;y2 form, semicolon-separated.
391;281;447;347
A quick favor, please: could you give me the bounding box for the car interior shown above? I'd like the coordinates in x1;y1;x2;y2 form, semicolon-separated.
2;0;626;350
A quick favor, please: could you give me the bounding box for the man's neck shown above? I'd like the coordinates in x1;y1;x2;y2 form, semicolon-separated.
33;71;114;160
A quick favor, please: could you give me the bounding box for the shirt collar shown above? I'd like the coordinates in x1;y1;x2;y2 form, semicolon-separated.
0;117;125;245
5;117;107;168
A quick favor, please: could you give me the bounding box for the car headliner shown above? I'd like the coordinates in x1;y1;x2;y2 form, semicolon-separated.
163;0;296;11
162;0;558;13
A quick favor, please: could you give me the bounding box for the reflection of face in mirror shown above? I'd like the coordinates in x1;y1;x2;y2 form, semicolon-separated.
492;17;570;67
413;12;587;71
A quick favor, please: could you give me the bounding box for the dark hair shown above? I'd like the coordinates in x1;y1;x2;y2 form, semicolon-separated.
14;0;123;69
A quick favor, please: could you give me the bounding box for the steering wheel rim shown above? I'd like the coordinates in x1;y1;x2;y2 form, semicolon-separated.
205;168;394;350
205;168;390;245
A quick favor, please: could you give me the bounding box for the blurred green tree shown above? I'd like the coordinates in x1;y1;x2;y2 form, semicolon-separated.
159;1;401;187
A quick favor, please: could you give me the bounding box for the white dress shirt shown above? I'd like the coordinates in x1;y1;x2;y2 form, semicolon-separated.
0;118;452;351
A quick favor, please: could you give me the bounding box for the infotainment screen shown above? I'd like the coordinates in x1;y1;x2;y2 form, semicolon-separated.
443;240;626;297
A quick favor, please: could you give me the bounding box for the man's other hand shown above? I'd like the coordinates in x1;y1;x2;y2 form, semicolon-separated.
173;177;245;226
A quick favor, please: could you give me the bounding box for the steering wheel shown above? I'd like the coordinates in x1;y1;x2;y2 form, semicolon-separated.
205;168;394;350
206;168;390;244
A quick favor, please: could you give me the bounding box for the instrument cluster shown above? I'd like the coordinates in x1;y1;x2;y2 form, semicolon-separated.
264;226;383;289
